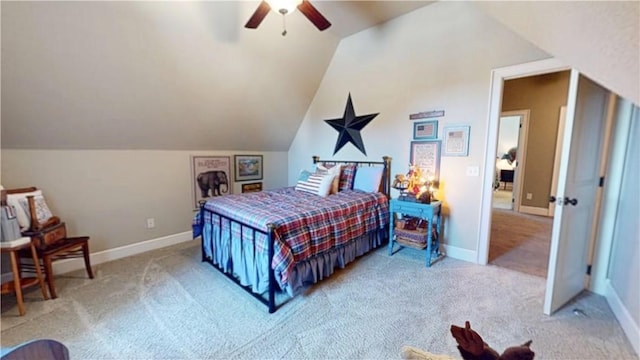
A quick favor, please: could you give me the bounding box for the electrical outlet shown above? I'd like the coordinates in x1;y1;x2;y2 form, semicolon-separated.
146;218;155;229
526;193;533;200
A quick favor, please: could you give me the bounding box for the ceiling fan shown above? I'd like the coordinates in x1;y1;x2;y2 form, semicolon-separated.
245;0;331;36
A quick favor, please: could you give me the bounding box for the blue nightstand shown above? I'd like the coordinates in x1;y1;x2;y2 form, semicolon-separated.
388;199;443;267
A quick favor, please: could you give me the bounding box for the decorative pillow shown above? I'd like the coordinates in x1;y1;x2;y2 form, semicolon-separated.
295;170;335;197
6;190;43;230
339;164;357;191
18;195;54;225
353;166;384;193
316;164;341;194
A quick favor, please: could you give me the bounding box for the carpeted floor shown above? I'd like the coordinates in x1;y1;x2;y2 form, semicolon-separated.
1;240;636;359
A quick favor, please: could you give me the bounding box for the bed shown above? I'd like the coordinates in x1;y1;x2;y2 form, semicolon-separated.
192;156;391;313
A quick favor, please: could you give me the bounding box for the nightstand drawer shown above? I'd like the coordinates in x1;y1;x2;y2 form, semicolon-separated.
392;204;427;217
390;200;439;218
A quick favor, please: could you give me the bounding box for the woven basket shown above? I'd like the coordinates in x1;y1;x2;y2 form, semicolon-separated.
394;227;428;249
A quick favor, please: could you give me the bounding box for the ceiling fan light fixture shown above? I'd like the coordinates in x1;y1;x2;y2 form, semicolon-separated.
266;0;302;15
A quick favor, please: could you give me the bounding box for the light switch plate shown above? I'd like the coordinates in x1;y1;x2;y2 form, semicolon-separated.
466;166;479;177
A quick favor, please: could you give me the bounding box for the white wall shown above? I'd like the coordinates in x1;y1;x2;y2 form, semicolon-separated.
474;1;639;105
1;150;288;252
606;104;639;353
288;1;549;256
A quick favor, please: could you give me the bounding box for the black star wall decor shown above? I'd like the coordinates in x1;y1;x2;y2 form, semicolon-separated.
324;93;379;156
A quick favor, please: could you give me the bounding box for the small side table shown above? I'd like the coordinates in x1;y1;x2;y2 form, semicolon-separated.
388;199;444;267
1;237;49;315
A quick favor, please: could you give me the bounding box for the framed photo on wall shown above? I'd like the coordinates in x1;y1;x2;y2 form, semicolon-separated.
443;125;470;156
191;156;232;210
241;182;263;193
410;140;441;181
413;120;438;140
234;155;263;182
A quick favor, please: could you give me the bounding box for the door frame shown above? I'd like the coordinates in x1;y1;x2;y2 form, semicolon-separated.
478;58;569;265
498;110;530;212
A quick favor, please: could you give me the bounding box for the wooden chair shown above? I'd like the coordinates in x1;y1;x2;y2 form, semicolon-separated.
5;187;94;299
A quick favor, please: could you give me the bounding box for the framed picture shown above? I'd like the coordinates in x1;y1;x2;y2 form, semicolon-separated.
443;125;470;156
410;140;441;181
234;155;263;182
191;156;232;210
241;182;263;193
409;110;445;120
413;120;438;140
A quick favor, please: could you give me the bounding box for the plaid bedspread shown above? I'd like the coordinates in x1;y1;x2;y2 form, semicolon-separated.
192;187;389;287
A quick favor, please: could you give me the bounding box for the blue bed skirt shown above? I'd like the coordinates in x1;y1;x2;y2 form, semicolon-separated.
200;221;386;297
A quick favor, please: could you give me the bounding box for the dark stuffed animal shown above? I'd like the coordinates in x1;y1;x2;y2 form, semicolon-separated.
450;321;534;360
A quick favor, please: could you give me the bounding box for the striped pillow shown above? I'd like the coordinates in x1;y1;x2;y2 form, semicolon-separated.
339;164;357;191
295;170;335;197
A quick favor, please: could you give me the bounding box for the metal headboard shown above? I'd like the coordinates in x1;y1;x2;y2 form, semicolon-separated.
312;156;392;199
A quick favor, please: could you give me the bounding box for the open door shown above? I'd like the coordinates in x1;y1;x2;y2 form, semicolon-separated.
544;71;610;314
548;106;567;217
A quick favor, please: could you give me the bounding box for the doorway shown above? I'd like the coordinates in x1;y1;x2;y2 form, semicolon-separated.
479;59;614;316
492;110;529;212
487;73;569;278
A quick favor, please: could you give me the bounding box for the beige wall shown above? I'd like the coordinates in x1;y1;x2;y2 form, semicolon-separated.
1;150;288;253
502;71;570;209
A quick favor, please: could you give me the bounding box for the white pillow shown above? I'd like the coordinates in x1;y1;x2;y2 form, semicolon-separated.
295;170;335;197
316;164;341;194
18;195;53;225
6;190;43;230
353;166;384;193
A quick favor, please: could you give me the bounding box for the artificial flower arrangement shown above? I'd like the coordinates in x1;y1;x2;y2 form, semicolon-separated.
393;163;436;203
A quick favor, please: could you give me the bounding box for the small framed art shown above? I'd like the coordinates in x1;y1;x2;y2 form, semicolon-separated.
234;155;263;182
443;126;470;157
410;140;441;181
241;182;263;193
413;120;438;140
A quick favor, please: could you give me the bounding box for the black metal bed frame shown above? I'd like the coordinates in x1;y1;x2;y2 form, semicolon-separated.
200;156;392;313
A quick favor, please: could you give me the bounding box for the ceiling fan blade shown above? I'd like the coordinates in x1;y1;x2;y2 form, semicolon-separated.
245;1;271;29
297;0;331;31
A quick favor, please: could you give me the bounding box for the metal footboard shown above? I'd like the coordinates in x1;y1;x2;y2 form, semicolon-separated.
199;205;279;313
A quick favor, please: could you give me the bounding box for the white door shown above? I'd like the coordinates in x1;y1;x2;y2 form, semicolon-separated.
544;71;610;315
548;106;567;217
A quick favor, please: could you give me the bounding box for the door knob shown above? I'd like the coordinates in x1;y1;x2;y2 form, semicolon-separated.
549;196;556;203
563;197;578;206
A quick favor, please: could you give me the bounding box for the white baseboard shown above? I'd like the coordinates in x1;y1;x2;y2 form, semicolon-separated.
1;231;195;281
442;243;477;263
606;280;640;355
519;205;550;216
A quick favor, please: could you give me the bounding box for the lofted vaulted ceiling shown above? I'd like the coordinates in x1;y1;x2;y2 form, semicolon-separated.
1;1;433;151
2;1;637;151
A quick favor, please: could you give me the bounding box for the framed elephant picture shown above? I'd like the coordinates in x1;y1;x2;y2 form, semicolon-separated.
191;155;232;210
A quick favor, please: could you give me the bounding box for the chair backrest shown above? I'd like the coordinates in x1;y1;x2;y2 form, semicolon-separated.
0;339;70;360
